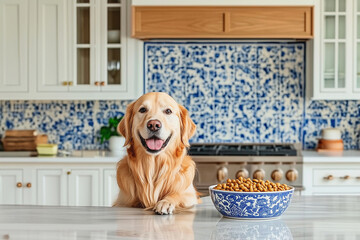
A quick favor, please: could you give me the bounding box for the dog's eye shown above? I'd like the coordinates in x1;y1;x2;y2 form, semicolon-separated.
164;109;172;115
139;107;147;113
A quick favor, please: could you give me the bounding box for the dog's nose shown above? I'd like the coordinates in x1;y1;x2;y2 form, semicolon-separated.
147;120;162;132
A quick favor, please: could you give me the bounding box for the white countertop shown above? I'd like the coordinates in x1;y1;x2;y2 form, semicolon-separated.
0;196;359;239
302;150;360;163
0;150;124;163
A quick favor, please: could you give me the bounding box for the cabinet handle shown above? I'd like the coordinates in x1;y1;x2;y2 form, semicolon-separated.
68;81;73;86
356;177;360;180
67;171;71;175
3;234;9;240
95;81;100;86
62;81;68;86
100;81;105;86
16;182;22;188
324;175;334;180
340;175;350;180
26;183;32;188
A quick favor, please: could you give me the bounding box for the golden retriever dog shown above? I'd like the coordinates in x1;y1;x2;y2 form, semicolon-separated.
113;92;200;214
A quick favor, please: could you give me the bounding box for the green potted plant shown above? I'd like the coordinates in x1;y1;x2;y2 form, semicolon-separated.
100;116;125;154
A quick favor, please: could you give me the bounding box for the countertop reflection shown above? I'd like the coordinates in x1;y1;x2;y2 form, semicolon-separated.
0;196;360;239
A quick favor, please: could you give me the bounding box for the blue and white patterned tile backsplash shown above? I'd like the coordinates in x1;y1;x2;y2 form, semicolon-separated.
145;42;360;149
0;100;131;150
0;42;359;150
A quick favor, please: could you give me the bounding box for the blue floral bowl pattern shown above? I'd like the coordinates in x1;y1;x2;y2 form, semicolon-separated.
209;185;294;219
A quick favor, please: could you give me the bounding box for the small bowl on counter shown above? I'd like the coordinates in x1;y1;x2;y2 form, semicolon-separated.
36;144;58;156
209;184;294;220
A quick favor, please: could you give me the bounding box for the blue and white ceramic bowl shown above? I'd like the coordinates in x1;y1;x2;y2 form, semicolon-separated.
209;185;294;220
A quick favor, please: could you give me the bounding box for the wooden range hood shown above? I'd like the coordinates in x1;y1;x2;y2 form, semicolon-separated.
132;6;313;39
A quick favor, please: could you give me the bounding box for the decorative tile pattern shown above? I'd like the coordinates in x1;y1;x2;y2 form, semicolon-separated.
145;42;360;150
0;100;130;150
1;42;360;150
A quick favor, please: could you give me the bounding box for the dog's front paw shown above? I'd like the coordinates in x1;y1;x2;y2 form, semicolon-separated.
153;200;175;215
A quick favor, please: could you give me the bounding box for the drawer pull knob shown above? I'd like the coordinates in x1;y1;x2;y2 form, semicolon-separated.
67;171;71;175
217;166;228;182
26;183;32;188
16;182;22;188
324;175;334;180
356;176;360;180
340;175;350;180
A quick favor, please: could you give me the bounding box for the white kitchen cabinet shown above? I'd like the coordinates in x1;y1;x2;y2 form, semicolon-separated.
313;0;360;99
68;169;100;206
0;158;120;206
0;0;143;100
0;0;29;92
0;169;23;204
37;0;68;92
303;164;360;195
69;0;128;93
36;169;67;206
103;169;118;206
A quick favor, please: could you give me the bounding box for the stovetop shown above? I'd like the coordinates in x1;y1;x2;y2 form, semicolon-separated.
188;144;297;156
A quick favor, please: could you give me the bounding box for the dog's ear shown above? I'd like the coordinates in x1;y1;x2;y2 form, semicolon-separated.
118;101;136;146
179;104;196;147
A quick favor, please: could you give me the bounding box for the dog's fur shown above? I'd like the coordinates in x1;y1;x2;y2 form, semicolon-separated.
113;92;199;214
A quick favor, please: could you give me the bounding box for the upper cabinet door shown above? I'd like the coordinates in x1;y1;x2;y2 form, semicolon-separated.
37;0;71;92
37;0;68;92
100;0;128;92
69;0;99;92
354;0;360;94
132;6;313;39
0;0;28;92
320;0;348;92
313;0;360;99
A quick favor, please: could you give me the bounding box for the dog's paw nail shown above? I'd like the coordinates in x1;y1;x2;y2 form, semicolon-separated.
154;200;175;215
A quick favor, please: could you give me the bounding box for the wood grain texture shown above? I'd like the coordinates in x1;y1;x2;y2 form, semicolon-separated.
226;7;313;38
4;130;37;137
132;6;313;39
133;7;224;38
3;135;48;151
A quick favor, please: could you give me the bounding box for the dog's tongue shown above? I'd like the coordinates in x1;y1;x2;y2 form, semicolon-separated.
146;138;164;151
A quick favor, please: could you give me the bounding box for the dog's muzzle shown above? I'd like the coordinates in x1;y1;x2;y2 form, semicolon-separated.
138;132;172;154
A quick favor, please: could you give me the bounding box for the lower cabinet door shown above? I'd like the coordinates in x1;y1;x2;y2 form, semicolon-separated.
68;169;100;206
36;169;67;206
103;169;118;206
0;169;23;204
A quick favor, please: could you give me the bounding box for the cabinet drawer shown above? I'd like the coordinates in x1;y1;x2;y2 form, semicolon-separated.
226;7;313;38
133;6;313;39
313;168;360;186
133;7;224;38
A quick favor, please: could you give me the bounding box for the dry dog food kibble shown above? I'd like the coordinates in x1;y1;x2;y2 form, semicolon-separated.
213;177;291;192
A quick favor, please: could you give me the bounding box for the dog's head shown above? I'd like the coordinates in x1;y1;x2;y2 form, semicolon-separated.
118;92;196;155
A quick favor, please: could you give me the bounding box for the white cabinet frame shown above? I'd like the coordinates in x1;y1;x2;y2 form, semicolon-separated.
0;0;29;92
0;0;143;100
313;0;360;99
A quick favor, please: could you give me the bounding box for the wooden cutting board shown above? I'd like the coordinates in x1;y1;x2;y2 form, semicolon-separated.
2;134;48;151
5;130;38;137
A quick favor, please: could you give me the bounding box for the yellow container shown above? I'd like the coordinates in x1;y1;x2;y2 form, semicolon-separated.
36;144;58;155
